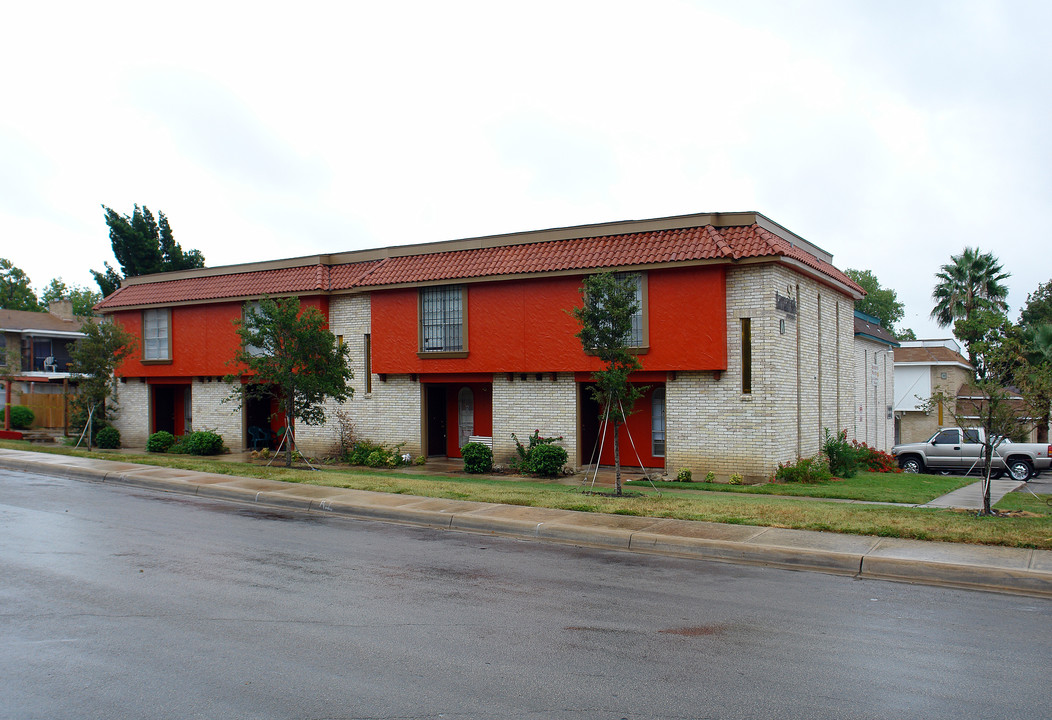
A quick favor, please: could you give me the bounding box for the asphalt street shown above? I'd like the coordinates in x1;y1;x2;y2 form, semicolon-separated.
2;467;1050;720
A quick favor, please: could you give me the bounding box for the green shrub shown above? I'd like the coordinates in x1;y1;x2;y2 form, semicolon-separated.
147;430;176;453
347;440;407;467
851;440;902;473
95;426;121;449
729;472;743;485
9;405;34;429
675;468;692;482
510;430;566;475
461;442;493;473
180;430;225;456
822;428;862;478
776;455;832;484
530;443;568;477
704;471;716;483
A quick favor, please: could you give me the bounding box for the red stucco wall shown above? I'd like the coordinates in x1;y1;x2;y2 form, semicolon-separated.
371;266;727;375
113;296;329;380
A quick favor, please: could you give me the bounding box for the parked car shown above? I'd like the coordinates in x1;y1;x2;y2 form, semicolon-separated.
891;427;1052;481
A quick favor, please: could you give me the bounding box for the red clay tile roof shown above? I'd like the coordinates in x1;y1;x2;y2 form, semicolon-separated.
96;264;349;309
96;222;861;309
345;224;859;289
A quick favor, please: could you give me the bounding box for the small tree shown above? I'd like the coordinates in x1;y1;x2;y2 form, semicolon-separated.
225;296;353;467
927;311;1048;514
67;319;137;449
572;272;644;496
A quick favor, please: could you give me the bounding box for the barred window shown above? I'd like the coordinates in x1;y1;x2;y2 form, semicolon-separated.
613;272;644;347
420;285;464;352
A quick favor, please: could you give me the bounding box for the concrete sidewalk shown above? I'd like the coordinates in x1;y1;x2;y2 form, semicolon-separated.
921;478;1026;509
1;448;1050;599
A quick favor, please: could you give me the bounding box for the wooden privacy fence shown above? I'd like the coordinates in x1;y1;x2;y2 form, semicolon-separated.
21;394;68;429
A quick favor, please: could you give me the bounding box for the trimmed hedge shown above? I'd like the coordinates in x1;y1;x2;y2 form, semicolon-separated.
95;426;121;449
461;442;493;474
10;405;34;430
147;431;176;453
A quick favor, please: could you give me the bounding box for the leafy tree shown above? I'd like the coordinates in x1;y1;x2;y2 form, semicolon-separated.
572;272;645;496
845;269;905;334
927;312;1047;514
92;205;205;297
895;327;917;341
1019;279;1052;329
68;319;137;449
225;296;353;467
39;278;102;317
931;247;1010;365
0;258;41;311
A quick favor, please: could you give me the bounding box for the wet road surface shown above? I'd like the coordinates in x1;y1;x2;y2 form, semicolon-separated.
2;468;1050;719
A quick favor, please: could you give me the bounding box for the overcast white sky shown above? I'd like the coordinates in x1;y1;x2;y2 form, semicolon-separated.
1;0;1047;339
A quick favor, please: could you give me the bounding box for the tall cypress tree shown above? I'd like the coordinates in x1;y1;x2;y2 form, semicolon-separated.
92;205;206;296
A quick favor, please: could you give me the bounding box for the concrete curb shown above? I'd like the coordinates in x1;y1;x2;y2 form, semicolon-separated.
2;449;1050;599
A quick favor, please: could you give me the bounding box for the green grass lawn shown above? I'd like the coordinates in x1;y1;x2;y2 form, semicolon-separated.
4;441;1051;549
648;471;976;504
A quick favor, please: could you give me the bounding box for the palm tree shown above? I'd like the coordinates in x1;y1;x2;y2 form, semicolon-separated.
931;247;1010;327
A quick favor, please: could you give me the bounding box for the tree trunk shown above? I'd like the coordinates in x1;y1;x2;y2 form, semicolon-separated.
285;392;295;468
613;418;622;496
981;441;993;515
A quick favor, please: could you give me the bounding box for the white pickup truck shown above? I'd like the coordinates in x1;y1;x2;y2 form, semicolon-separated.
891;427;1051;480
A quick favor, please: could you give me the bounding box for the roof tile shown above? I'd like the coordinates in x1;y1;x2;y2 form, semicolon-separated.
96;223;862;309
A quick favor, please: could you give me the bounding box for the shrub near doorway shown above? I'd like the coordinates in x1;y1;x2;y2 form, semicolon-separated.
461;442;493;474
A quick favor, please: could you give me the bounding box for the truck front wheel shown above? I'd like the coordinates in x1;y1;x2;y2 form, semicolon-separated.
899;456;924;474
1007;459;1033;481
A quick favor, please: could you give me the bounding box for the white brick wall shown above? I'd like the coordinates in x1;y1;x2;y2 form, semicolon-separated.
296;294;423;457
854;337;895;451
111;378;149;447
664;265;856;481
491;374;577;467
192;379;244;451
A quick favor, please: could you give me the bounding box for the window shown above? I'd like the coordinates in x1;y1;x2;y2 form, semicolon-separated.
741;318;752;394
243;301;265;357
0;333;6;367
143;308;171;362
364;333;372;393
652;388;666;457
933;429;959;444
612;272;645;347
420;285;466;355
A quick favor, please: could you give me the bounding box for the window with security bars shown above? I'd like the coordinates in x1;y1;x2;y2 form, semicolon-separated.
613;272;644;347
420;285;464;352
143;308;170;361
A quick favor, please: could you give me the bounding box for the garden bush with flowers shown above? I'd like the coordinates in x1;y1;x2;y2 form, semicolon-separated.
851;440;902;473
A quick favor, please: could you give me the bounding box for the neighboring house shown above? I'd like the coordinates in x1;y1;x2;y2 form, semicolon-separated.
0;300;87;427
893;339;973;444
95;211;865;480
853;311;898;451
